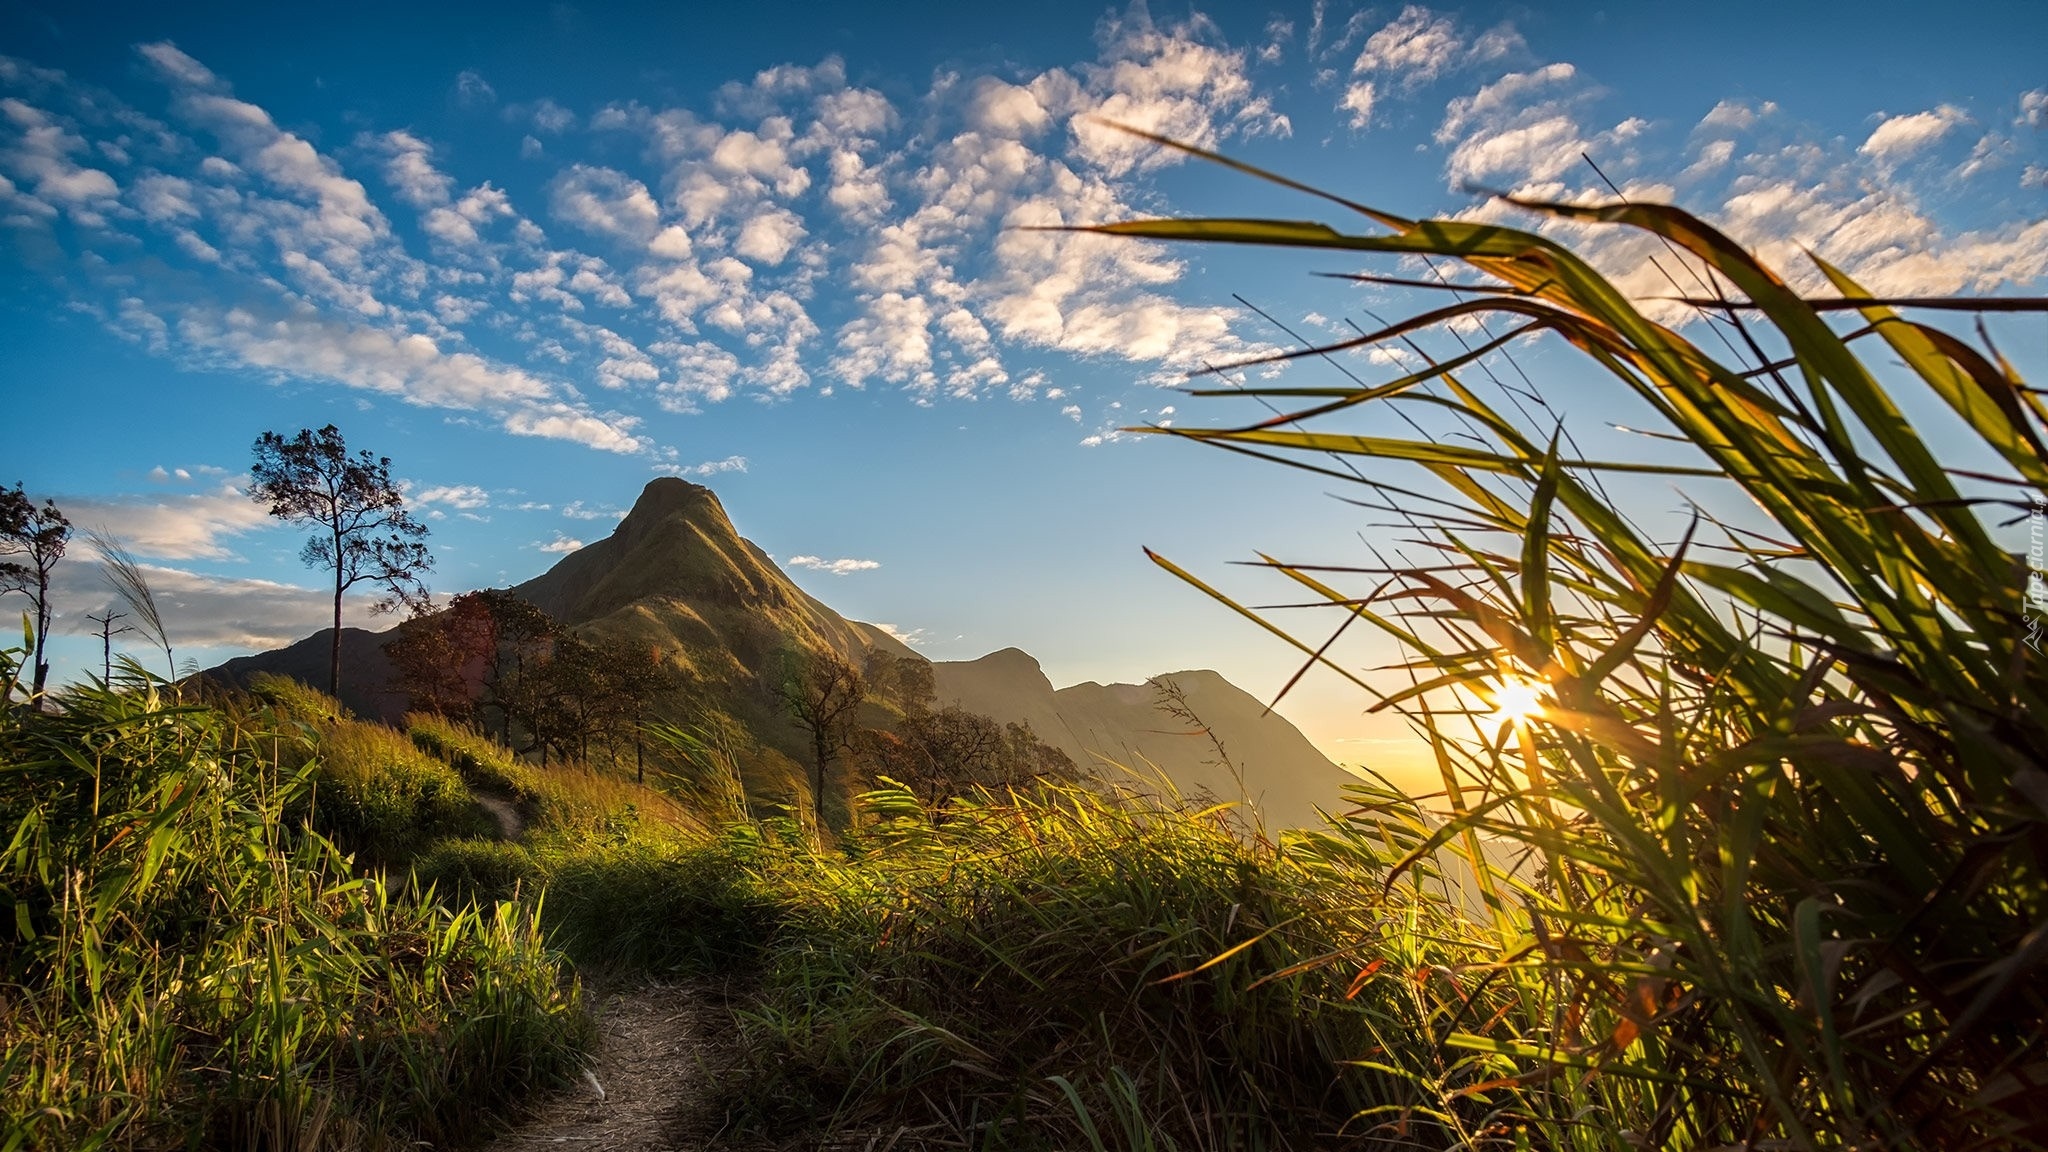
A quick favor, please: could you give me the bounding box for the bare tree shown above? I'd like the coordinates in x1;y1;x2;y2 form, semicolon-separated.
84;611;131;684
249;425;433;698
0;483;70;705
774;649;866;831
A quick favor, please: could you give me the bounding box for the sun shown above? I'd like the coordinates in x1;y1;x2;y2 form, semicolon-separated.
1488;677;1547;725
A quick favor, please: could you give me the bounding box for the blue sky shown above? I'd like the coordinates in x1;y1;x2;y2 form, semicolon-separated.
4;0;2045;787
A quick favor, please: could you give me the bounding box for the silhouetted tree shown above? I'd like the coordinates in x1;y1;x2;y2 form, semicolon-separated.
541;633;608;764
596;638;682;783
864;647;935;711
868;705;1081;809
775;649;866;831
0;484;70;705
469;590;559;751
84;611;131;684
249;425;433;698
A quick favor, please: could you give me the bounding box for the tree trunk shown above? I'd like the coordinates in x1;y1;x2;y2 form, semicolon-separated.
812;734;830;832
29;572;50;709
330;528;344;699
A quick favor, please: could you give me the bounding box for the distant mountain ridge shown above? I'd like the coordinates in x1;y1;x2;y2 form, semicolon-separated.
932;648;1358;830
209;479;1357;826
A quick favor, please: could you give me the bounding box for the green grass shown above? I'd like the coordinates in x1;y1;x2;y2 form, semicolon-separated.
723;783;1426;1148
0;665;587;1152
409;711;704;841
249;673;493;861
1076;133;2048;1150
405;720;1452;1147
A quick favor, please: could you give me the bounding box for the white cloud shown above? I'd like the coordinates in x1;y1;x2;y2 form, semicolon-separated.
529;98;575;134
178;304;550;407
734;205;806;264
968;78;1051;138
2020;89;2047;128
1340;81;1376;129
535;534;584;554
652;339;742;408
66;483;273;560
377;130;453;208
835;290;933;386
1352;5;1462;90
1859;105;1968;164
135;42;221;90
421;182;514;247
548;164;661;243
648;223;693;259
1338;6;1526;129
560;500;625;520
1067;11;1289;177
872;622;928;646
502;405;646;454
167;93;390;258
1715;177;2048;296
511;249;631;311
412;483;490;509
675;454;748;477
0;97;120;217
454;70;496;108
786;555;880;575
1697;98;1769;134
50;560;383;650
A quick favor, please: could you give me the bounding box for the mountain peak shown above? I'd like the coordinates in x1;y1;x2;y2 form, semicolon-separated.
973;647;1043;674
626;477;723;523
513;478;788;623
610;477;731;543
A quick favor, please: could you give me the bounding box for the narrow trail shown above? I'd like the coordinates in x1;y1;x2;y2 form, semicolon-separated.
479;978;751;1152
476;792;525;840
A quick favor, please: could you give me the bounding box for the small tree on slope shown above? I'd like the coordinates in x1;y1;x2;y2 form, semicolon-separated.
250;425;433;699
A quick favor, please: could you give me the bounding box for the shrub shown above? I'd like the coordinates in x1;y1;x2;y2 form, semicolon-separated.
313;717;492;860
535;828;778;973
415;838;542;905
410;712;703;843
410;712;546;802
246;669;350;723
726;783;1418;1148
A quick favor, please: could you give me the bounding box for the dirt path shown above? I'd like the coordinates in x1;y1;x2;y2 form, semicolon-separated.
479;978;749;1152
475;791;524;840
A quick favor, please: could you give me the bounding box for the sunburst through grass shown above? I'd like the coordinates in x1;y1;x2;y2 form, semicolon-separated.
1075;124;2048;1150
1484;674;1546;727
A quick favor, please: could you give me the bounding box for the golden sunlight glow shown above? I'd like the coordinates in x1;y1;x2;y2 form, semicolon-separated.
1488;677;1547;725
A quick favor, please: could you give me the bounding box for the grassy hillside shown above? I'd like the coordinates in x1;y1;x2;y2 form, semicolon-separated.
0;668;586;1152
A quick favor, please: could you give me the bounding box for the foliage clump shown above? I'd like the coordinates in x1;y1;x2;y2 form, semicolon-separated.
0;658;586;1151
725;783;1416;1148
